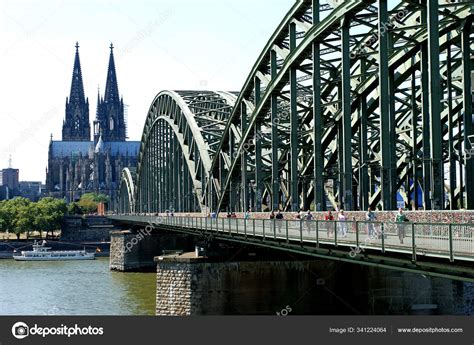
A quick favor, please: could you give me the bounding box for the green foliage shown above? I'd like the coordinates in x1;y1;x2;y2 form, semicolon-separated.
67;202;83;215
14;198;35;238
67;193;109;215
0;200;14;233
80;193;109;204
76;198;97;214
35;198;67;236
0;197;67;239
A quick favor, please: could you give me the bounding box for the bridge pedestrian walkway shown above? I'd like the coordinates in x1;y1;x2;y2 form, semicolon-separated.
112;215;474;264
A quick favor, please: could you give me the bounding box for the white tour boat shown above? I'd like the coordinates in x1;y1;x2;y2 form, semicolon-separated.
13;240;95;261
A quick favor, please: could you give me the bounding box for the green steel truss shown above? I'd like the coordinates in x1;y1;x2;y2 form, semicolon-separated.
118;167;136;213
119;0;474;214
131;90;237;212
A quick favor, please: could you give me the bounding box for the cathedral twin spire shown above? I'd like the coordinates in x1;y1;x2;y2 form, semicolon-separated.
62;42;126;143
104;43;120;104
94;43;126;142
62;42;90;141
69;42;86;104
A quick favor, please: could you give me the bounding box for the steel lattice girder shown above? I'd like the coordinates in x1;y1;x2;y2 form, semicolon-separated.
118;167;136;213
120;0;474;214
211;0;474;212
131;91;236;213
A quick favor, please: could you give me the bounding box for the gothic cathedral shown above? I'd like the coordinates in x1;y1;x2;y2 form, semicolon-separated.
46;43;140;207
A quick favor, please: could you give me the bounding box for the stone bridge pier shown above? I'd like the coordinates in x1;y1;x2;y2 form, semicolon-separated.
109;228;195;271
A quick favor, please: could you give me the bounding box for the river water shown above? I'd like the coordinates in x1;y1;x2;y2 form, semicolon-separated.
0;258;156;315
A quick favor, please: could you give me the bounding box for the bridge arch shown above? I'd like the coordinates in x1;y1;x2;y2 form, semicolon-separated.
118;167;136;213
134;90;236;213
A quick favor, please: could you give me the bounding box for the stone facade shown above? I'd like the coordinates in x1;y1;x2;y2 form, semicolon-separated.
155;259;200;315
109;230;129;271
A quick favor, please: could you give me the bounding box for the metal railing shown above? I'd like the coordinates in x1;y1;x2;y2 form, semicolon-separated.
112;215;474;263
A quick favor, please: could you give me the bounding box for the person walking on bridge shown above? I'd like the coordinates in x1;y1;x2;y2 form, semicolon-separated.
325;210;334;237
366;207;376;238
244;209;251;220
276;210;284;232
269;210;276;234
338;209;348;237
305;210;313;233
395;208;409;244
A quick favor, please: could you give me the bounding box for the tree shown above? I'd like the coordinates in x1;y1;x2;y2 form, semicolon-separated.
80;192;109;204
0;197;34;240
77;198;98;214
0;200;15;236
67;202;83;215
95;193;109;204
35;198;67;238
72;193;109;214
0;197;67;240
14;199;35;239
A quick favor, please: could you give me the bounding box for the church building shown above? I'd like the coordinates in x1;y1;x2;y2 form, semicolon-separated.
46;43;140;206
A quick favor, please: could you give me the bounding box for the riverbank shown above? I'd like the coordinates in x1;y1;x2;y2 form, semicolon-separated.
0;240;110;258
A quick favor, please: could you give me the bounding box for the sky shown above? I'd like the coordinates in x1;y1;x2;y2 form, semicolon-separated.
0;0;294;182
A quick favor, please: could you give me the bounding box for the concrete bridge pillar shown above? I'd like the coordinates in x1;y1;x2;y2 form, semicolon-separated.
109;229;195;271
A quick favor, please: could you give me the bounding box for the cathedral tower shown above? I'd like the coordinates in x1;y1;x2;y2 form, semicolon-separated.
94;43;126;142
62;42;91;141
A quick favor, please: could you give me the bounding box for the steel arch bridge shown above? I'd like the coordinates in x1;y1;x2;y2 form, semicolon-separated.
118;0;474;214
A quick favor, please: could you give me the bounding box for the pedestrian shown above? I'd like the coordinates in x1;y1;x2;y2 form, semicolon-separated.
244;208;251;220
305;210;313;233
395;208;409;244
226;212;232;218
269;210;275;219
276;210;284;232
338;209;348;237
231;212;237;218
211;211;217;219
325;210;334;237
366;207;376;237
